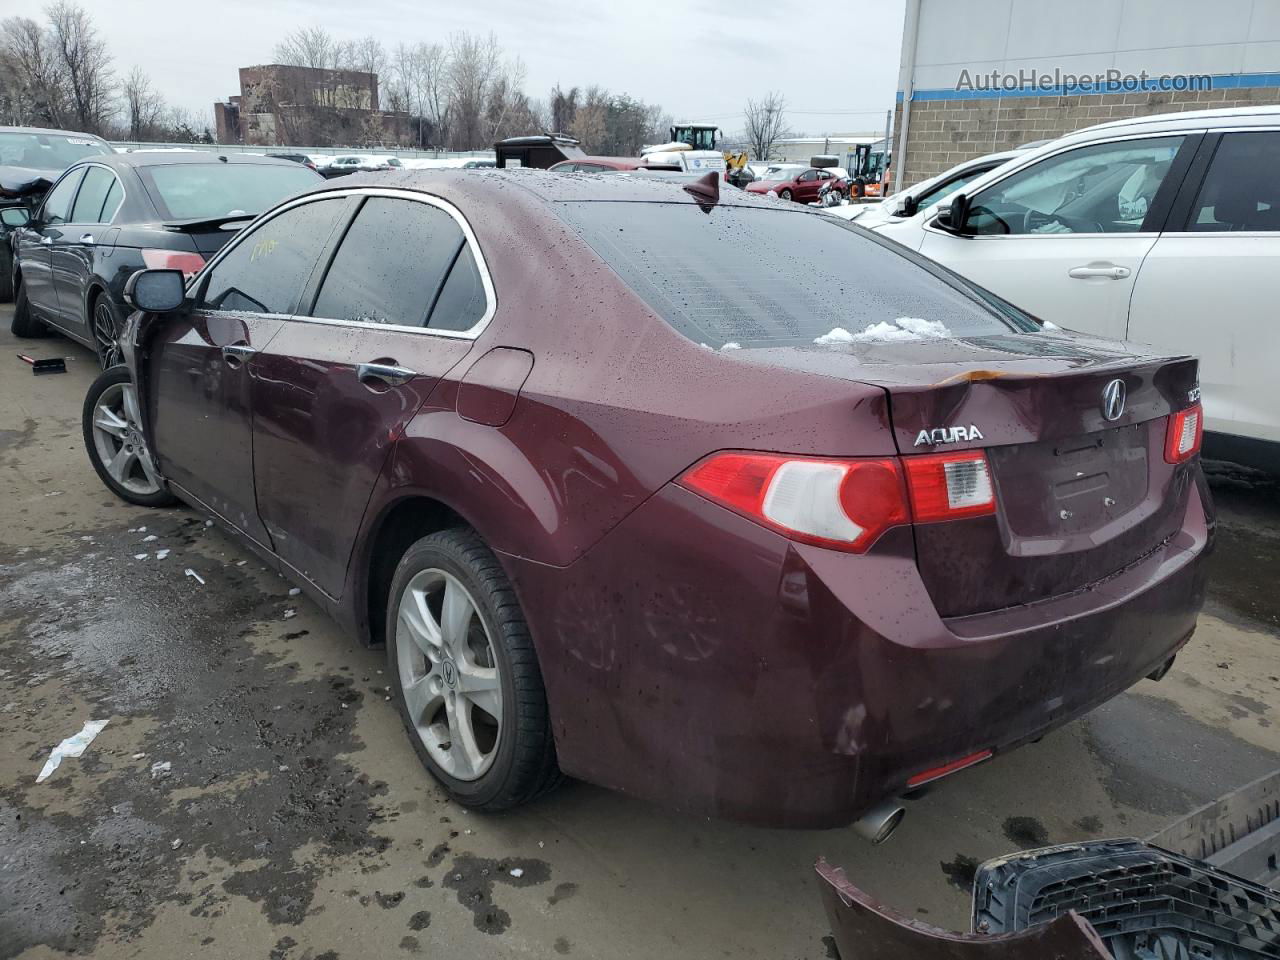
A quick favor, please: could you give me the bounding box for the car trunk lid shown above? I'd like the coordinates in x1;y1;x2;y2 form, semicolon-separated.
739;331;1200;616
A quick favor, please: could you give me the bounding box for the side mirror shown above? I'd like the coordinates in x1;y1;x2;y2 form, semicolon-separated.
124;268;186;313
899;194;919;218
0;207;31;228
935;192;970;235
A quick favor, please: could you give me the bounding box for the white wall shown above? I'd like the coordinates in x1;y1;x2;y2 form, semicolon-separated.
900;0;1280;94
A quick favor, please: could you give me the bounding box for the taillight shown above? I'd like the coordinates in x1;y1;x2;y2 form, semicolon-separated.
142;249;205;278
902;451;996;522
1165;403;1203;464
679;453;909;553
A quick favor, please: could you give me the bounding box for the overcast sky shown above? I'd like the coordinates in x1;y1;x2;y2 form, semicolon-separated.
8;0;906;138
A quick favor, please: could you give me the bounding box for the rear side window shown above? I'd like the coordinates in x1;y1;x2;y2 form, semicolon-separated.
71;167;118;223
198;198;345;314
429;246;487;331
1188;132;1280;232
555;202;1036;348
310;197;467;328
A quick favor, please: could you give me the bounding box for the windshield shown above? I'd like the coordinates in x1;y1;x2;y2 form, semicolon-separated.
555;201;1037;348
0;132;111;170
763;167;802;181
136;163;320;221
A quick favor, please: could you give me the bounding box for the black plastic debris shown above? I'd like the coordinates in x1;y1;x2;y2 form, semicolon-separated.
973;839;1280;959
16;354;67;375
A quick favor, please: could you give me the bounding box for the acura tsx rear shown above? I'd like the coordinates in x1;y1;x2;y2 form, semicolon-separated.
93;170;1211;829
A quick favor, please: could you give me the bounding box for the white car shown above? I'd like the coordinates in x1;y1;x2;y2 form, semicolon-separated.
881;106;1280;472
831;147;1032;229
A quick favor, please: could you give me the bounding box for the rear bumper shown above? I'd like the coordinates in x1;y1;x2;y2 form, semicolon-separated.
504;472;1212;828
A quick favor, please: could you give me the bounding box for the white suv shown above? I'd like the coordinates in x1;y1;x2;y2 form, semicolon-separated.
888;106;1280;473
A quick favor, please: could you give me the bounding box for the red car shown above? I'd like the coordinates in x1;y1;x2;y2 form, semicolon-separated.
548;155;641;173
746;165;841;203
89;171;1210;829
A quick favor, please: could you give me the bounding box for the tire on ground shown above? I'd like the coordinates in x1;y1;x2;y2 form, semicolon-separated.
386;526;562;810
10;280;46;337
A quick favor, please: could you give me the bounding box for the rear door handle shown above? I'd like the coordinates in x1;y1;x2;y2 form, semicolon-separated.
1068;264;1131;280
79;233;95;245
221;343;256;367
357;362;416;387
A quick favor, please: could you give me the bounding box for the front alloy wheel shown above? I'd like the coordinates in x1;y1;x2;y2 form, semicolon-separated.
82;365;177;507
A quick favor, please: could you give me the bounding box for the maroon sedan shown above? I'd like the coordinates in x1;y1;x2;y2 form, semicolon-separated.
86;171;1211;829
745;165;840;203
548;155;641;173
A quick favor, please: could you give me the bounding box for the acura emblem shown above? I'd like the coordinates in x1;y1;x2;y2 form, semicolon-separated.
1101;379;1127;421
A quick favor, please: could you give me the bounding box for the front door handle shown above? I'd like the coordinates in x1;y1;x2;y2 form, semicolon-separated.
221;343;256;367
79;233;95;245
39;235;52;246
1068;264;1131;280
357;362;416;388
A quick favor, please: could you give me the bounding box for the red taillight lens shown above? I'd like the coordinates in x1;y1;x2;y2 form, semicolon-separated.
902;451;996;522
679;453;910;553
1164;404;1203;464
141;249;205;278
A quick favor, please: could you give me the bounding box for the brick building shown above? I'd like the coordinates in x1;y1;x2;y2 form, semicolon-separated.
214;64;411;147
892;0;1280;190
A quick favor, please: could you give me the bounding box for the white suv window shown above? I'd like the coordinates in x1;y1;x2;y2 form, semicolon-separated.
966;136;1185;236
1188;132;1280;232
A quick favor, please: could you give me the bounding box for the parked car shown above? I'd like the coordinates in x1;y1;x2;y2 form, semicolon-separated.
832;147;1034;227
549;156;642;173
87;170;1210;828
899;105;1280;473
319;154;401;178
745;166;840;203
3;151;321;367
0;126;114;303
268;152;319;172
460;159;495;169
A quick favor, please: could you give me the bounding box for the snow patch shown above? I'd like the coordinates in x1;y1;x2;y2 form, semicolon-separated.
814;316;951;345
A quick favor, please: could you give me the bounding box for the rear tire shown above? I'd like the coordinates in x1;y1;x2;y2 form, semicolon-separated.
0;242;13;303
386;527;562;811
91;292;124;369
82;365;177;507
10;281;46;337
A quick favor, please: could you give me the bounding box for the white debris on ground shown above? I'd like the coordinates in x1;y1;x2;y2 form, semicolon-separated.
283;609;296;619
288;587;301;596
35;718;110;783
184;569;205;585
814;316;951;344
142;535;157;542
133;554;147;561
150;760;172;780
509;867;524;878
156;549;170;560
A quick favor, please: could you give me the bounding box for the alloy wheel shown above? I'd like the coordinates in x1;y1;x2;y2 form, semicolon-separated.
396;568;503;781
93;299;121;368
90;382;162;496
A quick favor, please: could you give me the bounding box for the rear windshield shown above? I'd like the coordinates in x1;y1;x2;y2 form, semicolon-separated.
137;163;319;221
554;201;1037;348
0;132;111;170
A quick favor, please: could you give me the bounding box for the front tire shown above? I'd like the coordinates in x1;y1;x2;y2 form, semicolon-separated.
386;527;561;810
10;280;46;337
780;189;793;202
82;366;177;507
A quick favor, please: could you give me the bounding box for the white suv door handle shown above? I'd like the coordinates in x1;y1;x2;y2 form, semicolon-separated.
1068;264;1131;280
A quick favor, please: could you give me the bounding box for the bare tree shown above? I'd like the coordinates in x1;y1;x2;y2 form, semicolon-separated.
744;90;789;161
569;85;608;151
392;40;449;148
121;66;163;139
273;27;337;69
1;15;69;127
345;35;386;77
549;84;578;135
47;1;113;133
446;31;500;150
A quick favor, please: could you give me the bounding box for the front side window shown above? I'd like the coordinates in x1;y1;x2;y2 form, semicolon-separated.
1188;132;1280;232
70;167;119;223
310;197;469;328
40;169;84;225
556;201;1037;349
914;165;996;211
198;198;346;315
966;136;1185;235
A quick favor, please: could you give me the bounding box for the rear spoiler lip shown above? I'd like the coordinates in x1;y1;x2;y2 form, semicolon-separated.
162;214;257;232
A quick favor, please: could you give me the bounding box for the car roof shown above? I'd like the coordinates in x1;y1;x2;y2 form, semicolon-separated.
81;151;305;169
305;167;788;209
556;155;640;168
0;125;109;142
1066;104;1280;143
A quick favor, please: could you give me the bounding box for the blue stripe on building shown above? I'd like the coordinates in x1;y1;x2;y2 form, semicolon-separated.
895;71;1280;103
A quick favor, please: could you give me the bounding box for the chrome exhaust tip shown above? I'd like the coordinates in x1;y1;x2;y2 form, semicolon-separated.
853;801;906;844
